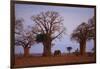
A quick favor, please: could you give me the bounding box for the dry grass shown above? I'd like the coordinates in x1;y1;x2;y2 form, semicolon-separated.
14;54;96;68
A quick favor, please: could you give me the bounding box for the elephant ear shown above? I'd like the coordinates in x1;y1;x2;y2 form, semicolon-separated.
36;34;46;42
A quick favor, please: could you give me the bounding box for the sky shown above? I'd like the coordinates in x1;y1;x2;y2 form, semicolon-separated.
15;4;95;54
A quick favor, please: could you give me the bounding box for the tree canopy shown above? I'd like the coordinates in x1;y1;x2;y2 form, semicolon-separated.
31;11;66;41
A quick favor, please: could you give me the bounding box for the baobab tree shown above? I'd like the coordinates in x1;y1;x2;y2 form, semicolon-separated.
31;11;66;56
66;47;72;54
15;19;35;57
71;22;89;55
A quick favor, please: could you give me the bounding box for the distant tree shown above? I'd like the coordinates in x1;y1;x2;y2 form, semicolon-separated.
15;19;35;57
31;11;66;56
66;47;72;54
54;50;61;56
71;22;89;55
88;16;96;53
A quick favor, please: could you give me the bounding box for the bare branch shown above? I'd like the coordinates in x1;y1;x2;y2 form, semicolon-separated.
52;29;64;40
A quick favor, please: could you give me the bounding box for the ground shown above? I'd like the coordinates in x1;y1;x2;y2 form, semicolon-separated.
13;54;96;68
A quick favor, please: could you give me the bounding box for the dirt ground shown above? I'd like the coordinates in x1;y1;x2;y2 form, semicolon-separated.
13;54;96;68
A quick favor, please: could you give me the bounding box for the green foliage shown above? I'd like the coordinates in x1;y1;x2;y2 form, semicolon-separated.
36;34;47;42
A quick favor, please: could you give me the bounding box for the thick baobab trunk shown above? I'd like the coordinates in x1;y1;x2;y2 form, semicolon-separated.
80;41;86;55
42;40;52;56
24;47;30;57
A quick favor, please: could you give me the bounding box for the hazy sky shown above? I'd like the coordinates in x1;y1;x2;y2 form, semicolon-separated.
15;4;94;54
